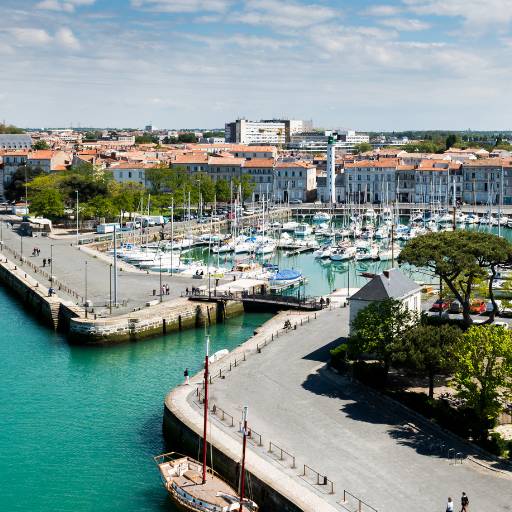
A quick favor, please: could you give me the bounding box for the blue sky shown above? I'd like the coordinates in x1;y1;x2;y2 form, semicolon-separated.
1;0;512;131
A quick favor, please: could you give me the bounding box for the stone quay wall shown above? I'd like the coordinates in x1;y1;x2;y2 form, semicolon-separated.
68;299;245;346
0;257;83;330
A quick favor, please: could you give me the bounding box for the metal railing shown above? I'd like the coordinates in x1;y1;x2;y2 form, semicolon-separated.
269;442;296;468
238;424;262;446
302;464;334;494
342;490;378;512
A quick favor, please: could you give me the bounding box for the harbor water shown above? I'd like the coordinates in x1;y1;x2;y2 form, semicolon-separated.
0;284;272;512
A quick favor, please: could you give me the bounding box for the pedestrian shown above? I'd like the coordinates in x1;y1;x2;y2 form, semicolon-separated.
38;248;40;256
186;287;189;296
43;258;46;267
48;258;51;266
216;278;219;287
184;368;189;385
460;493;469;512
446;497;454;512
166;284;169;295
162;285;165;296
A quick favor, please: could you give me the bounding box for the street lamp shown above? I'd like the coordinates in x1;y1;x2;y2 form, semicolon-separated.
85;260;88;318
50;245;53;283
159;254;163;303
76;190;79;245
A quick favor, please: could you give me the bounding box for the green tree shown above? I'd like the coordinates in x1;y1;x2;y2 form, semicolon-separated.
83;196;118;219
398;231;512;326
215;179;230;202
4;166;46;202
393;323;462;398
232;174;257;201
496;135;503;146
178;133;197;143
451;325;512;439
446;134;457;149
352;142;372;154
347;298;420;384
29;189;64;220
192;171;215;204
0;124;24;134
145;162;172;194
400;141;440;153
32;140;50;150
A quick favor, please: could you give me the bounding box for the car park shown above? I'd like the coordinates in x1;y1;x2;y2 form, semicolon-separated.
470;300;486;314
486;300;503;313
432;299;450;311
449;300;461;313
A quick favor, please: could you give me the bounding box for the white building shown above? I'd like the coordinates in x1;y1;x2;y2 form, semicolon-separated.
225;119;313;145
289;130;370;153
326;135;336;203
349;268;422;335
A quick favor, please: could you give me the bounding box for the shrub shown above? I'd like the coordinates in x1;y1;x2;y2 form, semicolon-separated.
508;440;512;460
353;361;387;390
426;315;467;331
330;343;358;372
477;432;506;456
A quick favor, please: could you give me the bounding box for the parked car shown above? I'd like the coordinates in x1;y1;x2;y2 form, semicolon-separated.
449;300;461;313
470;300;486;314
432;299;450;312
211;216;220;222
486;300;503;313
493;321;509;329
198;217;209;224
289;199;302;204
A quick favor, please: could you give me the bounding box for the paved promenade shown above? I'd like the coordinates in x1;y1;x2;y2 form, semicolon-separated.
0;216;232;315
174;305;511;512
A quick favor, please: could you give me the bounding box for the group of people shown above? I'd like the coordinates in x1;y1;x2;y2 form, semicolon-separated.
446;492;469;512
32;247;41;257
161;284;170;295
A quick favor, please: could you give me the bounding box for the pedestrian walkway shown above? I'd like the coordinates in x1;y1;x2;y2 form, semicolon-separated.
173;306;512;512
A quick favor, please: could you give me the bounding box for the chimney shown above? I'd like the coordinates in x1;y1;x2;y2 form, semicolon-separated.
383;270;391;279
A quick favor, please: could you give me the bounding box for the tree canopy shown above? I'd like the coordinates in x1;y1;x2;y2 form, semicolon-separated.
352;142;372;154
347;297;420;383
32;140;50;150
398;231;512;326
392;323;462;397
451;325;512;439
4;166;47;202
29;189;65;220
0;124;24;134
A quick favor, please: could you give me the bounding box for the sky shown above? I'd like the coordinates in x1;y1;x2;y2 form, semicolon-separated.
1;0;512;131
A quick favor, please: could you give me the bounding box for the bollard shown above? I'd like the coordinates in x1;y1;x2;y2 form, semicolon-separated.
244;353;246;361
315;312;317;319
301;318;303;326
219;369;222;378
230;362;232;371
323;476;327;485
272;333;273;341
234;359;237;367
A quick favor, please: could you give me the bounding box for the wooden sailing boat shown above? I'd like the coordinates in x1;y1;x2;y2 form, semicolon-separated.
154;334;258;511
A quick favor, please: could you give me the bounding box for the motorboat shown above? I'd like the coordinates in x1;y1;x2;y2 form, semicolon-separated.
313;243;333;258
294;223;313;237
355;246;379;260
312;211;332;222
269;269;303;288
330;245;356;261
282;221;299;231
378;245;402;261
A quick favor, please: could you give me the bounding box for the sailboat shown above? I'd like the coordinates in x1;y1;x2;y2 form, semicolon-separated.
154;335;258;511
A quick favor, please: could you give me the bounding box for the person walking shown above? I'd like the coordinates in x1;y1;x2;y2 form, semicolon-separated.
43;258;46;267
184;368;189;385
460;492;469;512
185;287;189;296
446;497;454;512
166;284;169;295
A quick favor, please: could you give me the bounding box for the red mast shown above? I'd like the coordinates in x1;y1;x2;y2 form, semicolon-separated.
240;406;248;509
202;334;210;484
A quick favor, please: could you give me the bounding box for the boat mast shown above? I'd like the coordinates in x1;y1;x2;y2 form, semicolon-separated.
203;334;210;484
240;406;248;510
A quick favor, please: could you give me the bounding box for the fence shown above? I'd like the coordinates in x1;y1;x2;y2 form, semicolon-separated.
342;490;378;512
302;464;334;494
0;244;84;303
269;442;296;468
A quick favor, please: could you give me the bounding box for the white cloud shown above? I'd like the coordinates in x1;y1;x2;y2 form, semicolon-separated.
230;0;339;29
404;0;512;35
8;27;80;50
54;27;81;50
360;5;403;16
378;18;433;31
184;32;297;50
130;0;231;13
36;0;96;12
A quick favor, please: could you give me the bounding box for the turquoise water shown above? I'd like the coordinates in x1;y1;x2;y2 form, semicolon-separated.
190;219;512;297
0;286;272;512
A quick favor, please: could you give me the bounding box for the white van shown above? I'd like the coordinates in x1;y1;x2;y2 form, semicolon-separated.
486;300;503;313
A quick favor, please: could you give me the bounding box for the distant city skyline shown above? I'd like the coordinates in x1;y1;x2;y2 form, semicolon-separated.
2;0;512;130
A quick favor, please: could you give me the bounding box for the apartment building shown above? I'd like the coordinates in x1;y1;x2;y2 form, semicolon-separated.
0;134;33;150
26;150;70;173
242;158;276;201
414;161;463;203
224;119;312;145
205;157;245;182
316;171;345;203
230;145;277;159
462;158;506;204
274;162;317;202
109;162;149;185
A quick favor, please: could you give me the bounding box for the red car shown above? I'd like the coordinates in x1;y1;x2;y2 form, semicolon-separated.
470;300;486;314
432;299;450;311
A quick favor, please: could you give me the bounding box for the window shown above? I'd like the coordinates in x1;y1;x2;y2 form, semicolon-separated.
119;171;123;178
299;171;303;177
128;172;132;178
285;171;288;176
292;171;295;177
291;181;296;188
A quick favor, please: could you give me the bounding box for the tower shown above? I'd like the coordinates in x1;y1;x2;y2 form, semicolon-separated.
326;135;335;203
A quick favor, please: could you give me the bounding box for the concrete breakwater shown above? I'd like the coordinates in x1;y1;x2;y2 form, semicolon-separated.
68;299;244;346
0;257;84;330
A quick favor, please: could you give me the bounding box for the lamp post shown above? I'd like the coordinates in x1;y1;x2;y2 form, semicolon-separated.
50;245;53;283
76;190;79;245
85;260;88;318
159;254;163;303
20;230;23;264
110;263;112;314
